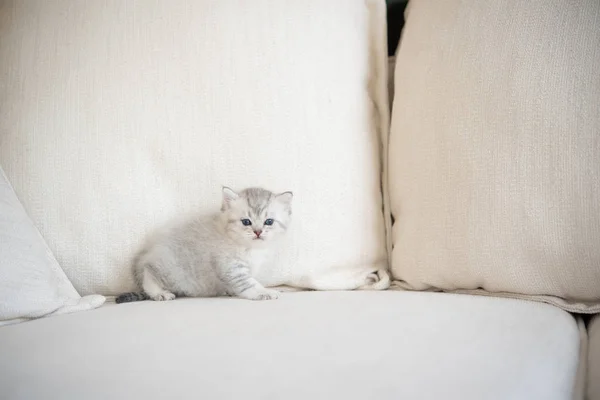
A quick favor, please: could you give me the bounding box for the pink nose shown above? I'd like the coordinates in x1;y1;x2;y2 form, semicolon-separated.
254;230;262;238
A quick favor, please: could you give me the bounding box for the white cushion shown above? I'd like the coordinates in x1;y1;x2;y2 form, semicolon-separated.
588;316;600;400
0;0;390;295
0;166;104;325
0;292;580;400
388;0;600;312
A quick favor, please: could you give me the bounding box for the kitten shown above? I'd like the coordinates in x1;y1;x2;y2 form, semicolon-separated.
115;186;292;303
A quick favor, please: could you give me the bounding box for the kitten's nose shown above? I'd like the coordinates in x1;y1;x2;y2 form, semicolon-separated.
254;230;262;238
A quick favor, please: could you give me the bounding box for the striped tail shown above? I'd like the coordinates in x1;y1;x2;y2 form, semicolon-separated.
115;292;149;304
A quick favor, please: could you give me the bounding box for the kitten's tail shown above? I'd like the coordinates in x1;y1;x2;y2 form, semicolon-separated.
115;292;149;304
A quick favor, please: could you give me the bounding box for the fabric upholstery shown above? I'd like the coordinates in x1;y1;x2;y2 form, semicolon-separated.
588;316;600;400
0;291;580;400
0;0;390;296
0;166;104;325
388;0;600;312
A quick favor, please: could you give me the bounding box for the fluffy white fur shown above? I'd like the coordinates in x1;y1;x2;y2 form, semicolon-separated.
116;187;292;303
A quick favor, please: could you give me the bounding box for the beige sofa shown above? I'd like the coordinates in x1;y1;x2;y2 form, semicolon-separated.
0;1;598;399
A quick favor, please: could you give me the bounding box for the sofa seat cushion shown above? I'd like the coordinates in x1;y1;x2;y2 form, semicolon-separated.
0;292;580;400
588;315;600;400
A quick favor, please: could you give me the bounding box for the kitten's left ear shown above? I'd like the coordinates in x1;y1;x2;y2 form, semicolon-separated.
221;186;239;210
276;191;293;206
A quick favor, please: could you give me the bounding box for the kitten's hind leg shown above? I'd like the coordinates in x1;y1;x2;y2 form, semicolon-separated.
142;268;176;301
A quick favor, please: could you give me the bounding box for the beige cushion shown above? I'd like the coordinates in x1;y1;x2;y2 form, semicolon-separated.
0;166;104;325
388;0;600;312
0;0;389;295
0;292;581;400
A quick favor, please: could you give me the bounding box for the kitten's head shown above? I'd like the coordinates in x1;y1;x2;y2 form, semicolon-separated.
220;186;293;245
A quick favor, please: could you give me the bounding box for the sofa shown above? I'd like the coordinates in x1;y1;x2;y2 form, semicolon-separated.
1;1;599;399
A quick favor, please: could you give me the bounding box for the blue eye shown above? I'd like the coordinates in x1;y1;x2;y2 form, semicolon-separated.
241;219;252;226
264;219;274;226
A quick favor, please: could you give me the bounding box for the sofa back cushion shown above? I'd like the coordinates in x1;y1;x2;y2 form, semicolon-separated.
389;0;600;312
0;166;104;324
0;0;389;295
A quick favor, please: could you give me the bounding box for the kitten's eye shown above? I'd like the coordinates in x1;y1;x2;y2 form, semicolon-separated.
264;219;274;226
241;219;252;226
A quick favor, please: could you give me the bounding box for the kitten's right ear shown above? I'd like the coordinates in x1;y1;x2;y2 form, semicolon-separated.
221;186;239;210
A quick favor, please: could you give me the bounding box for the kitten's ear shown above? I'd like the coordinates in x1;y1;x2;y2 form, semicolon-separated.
221;186;239;210
276;191;293;206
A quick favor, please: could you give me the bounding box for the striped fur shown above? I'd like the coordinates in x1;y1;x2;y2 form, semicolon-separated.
116;187;293;303
115;292;149;303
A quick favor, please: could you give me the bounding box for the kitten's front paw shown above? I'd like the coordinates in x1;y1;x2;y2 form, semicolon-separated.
255;288;280;301
241;288;280;301
151;292;176;301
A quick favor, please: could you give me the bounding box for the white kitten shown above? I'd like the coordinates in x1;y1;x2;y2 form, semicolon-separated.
116;186;292;303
